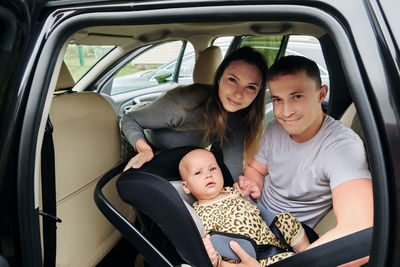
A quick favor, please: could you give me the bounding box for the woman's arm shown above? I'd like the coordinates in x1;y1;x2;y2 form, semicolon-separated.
121;90;199;170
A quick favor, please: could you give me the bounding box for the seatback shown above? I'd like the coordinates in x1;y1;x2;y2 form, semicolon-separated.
192;46;222;85
314;103;365;235
48;63;133;266
339;103;365;142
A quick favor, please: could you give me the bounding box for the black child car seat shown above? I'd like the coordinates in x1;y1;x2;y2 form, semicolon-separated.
94;146;372;267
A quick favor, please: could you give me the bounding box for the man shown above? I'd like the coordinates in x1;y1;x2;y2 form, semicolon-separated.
233;55;372;266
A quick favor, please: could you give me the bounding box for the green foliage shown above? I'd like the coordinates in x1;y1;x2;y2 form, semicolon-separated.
64;45;114;82
241;36;283;67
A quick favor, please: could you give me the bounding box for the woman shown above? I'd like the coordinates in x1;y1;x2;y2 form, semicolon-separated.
121;46;268;180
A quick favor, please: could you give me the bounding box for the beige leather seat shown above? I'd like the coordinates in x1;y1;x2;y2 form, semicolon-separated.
192;46;222;85
314;103;365;235
339;103;365;142
48;61;133;266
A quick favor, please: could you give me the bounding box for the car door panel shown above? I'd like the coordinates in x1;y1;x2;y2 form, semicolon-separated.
102;82;179;120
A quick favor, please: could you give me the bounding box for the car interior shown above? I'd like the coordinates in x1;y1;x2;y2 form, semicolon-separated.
37;15;371;266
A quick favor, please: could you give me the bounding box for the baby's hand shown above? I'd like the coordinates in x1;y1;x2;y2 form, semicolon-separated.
203;234;219;267
234;176;251;199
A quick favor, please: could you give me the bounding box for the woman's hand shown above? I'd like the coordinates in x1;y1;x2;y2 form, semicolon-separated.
220;241;261;267
123;150;154;171
123;138;154;171
203;234;220;267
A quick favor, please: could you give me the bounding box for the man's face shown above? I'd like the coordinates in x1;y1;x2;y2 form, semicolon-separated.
180;150;224;201
269;71;328;143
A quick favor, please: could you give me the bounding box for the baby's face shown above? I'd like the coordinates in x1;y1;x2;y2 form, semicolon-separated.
181;149;224;201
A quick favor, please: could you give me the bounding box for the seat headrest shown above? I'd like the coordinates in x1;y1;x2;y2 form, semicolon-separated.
192;46;222;85
55;61;75;91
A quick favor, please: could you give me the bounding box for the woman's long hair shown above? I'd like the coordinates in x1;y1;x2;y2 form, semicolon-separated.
203;46;268;163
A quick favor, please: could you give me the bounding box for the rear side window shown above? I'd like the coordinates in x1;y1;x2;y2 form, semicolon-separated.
285;35;329;89
212;36;234;57
110;40;194;95
64;45;114;82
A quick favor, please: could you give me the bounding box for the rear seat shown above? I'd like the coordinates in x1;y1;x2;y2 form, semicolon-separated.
314;103;365;235
192;45;222;84
47;61;134;266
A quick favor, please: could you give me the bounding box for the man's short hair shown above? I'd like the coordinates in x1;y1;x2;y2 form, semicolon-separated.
267;55;322;87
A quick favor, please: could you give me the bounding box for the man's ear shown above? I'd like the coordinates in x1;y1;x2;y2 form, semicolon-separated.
319;85;328;103
182;181;191;194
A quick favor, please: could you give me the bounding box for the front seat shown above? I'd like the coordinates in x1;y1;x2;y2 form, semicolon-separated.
314;103;366;235
46;61;134;267
192;46;223;85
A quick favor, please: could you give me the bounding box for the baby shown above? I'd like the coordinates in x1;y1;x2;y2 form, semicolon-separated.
179;148;309;267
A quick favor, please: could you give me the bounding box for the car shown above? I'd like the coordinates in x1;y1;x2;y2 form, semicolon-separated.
0;1;399;267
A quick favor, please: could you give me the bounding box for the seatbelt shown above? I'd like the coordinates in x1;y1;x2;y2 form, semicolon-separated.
39;118;61;267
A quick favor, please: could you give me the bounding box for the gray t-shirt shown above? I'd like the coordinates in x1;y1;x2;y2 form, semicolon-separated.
255;115;371;228
120;84;245;180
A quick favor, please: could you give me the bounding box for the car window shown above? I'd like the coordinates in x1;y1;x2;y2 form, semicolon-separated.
110;40;192;95
212;36;234;57
64;44;114;82
240;35;284;67
285;35;330;89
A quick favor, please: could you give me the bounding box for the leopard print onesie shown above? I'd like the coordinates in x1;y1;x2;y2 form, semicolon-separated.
193;187;305;266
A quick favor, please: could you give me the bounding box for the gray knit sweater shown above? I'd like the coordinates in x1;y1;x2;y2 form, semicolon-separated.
120;84;245;180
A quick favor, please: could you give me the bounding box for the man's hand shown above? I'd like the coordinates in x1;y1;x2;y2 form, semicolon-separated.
242;158;268;194
220;241;261;267
234;176;261;200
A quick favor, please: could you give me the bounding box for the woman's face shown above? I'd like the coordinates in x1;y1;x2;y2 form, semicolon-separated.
218;60;262;112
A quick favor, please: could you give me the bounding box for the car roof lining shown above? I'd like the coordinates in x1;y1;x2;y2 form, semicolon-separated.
70;21;326;46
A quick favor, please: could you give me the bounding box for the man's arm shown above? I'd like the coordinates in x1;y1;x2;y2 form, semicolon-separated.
242;158;268;193
307;178;373;265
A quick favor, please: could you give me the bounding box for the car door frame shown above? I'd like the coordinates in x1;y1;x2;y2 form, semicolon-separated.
0;1;40;266
10;1;400;266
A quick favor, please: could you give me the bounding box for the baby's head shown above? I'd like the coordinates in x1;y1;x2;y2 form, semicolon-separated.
179;149;224;202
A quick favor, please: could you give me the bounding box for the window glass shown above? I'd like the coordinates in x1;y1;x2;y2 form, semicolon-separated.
240;36;284;67
285;35;330;89
64;44;114;82
212;36;234;57
110;41;184;95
